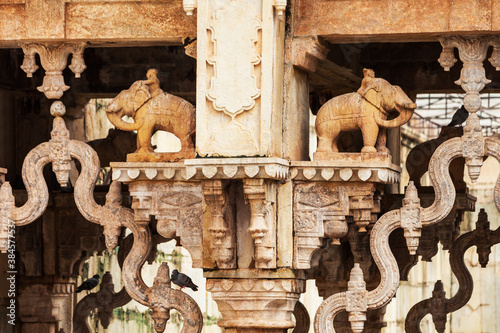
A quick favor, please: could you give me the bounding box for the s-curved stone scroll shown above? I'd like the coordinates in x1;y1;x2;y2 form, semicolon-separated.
0;101;128;253
405;209;500;333
147;263;203;333
314;114;482;332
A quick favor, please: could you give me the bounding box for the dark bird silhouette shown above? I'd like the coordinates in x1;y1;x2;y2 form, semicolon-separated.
171;269;198;291
75;274;100;293
447;106;469;127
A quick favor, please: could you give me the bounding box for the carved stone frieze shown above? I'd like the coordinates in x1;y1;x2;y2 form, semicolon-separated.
292;36;328;73
438;35;500;113
202;180;236;269
293;182;382;269
243;179;276;269
291;160;401;184
207;278;305;330
111;157;289;182
20;42;87;99
129;181;203;268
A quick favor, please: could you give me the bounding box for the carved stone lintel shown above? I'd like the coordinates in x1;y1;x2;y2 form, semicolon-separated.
292;36;328;73
400;182;422;255
243;179;276;269
202;180;236;269
129;181;204;268
20;42;87;99
438;36;500;113
207;278;305;330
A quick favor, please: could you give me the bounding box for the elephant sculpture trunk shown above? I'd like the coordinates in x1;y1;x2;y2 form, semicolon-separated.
314;68;416;157
105;69;196;162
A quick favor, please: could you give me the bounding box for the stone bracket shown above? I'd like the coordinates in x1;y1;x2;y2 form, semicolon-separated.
292;36;329;73
243;178;277;269
20;42;87;99
129;181;203;268
202;180;236;269
293;182;382;269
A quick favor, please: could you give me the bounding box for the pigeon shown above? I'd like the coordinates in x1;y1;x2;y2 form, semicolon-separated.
171;269;198;291
75;274;100;293
447;106;469;127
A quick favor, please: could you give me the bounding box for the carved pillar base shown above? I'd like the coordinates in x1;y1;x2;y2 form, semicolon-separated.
207;278;305;331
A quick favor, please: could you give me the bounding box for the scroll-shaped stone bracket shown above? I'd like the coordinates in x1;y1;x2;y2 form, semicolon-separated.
0;101;129;253
405;209;500;333
129;181;204;268
400;182;422;255
147;263;203;333
345;263;368;333
74;272;132;333
202;180;236;269
438;36;499;113
20;42;87;99
292;36;329;73
243;178;276;269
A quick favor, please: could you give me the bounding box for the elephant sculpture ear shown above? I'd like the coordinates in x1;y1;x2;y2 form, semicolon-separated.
133;81;152;111
360;85;382;110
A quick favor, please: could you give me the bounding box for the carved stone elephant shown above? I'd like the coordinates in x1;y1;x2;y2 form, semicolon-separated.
315;69;417;154
106;80;195;159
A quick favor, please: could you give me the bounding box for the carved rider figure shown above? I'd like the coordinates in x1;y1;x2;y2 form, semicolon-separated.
145;68;163;98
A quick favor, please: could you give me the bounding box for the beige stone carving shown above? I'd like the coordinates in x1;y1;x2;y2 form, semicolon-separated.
111;157;289;182
106;69;196;162
147;263;203;333
203;180;236;269
182;0;197;15
207;278;305;331
405;209;500;333
128;181;203;268
438;35;500;114
20;42;87;99
74;272;131;333
243;179;276;269
315;68;416;156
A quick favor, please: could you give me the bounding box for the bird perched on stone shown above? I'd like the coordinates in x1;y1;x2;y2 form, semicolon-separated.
171;269;198;291
447;106;469;127
75;274;100;293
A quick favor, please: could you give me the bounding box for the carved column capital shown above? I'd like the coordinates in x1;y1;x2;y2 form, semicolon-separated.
20;42;87;99
292;36;329;73
207;278;305;330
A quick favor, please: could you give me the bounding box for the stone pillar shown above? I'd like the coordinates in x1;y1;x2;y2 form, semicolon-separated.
18;278;75;333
